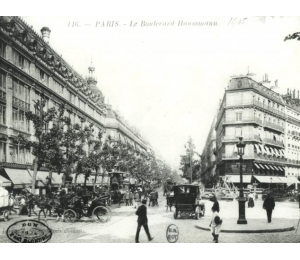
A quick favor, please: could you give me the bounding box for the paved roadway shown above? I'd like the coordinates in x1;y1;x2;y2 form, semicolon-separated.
1;191;300;243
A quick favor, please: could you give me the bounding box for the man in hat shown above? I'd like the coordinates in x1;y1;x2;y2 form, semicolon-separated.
263;193;275;223
135;199;154;243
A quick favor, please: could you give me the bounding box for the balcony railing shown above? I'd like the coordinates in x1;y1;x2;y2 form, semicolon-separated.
264;121;284;132
287;159;300;165
221;153;254;160
223;117;262;125
222;134;261;142
253;100;285;118
264;138;284;147
254;153;286;162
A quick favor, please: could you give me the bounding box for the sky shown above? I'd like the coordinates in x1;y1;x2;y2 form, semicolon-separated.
20;16;300;169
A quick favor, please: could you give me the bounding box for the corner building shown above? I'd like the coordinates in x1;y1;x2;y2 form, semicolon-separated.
215;77;286;188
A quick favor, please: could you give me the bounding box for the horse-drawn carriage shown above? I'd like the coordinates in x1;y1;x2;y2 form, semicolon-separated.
172;184;205;220
63;194;111;223
0;187;10;221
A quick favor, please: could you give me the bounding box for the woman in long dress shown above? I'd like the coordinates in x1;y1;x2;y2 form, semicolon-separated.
209;207;222;243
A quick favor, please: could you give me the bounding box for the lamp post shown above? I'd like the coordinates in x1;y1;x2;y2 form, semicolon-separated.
236;137;247;224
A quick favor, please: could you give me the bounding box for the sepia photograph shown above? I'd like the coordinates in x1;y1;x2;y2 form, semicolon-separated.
1;2;300;246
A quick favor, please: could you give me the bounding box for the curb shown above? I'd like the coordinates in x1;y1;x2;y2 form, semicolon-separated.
195;225;295;233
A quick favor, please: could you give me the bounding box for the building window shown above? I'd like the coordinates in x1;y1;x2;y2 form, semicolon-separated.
0;104;5;124
0;142;6;162
236;112;242;121
0;40;6;57
0;71;6;91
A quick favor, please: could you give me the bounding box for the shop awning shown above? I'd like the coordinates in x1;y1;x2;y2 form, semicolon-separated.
259;144;267;155
279;149;285;157
0;175;11;187
4;168;32;188
254;163;261;169
258;164;265;169
225;175;252;183
30;171;62;187
253;175;284;184
264;165;270;170
281;177;300;186
255;144;261;154
268;165;275;170
278;166;285;171
273;166;280;171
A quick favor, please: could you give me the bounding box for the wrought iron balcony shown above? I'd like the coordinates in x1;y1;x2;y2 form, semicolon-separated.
264;138;284;148
264;121;284;133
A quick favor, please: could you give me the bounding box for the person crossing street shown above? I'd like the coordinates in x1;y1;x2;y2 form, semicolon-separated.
135;199;154;243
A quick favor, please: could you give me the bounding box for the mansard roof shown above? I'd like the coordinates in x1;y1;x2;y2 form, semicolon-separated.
0;16;106;113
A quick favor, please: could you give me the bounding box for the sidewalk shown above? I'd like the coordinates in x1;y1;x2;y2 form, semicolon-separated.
196;199;300;233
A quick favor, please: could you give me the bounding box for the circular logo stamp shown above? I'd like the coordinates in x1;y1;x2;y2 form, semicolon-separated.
166;224;179;243
6;220;52;243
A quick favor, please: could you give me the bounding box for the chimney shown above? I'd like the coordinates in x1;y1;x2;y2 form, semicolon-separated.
287;88;289;94
41;27;51;44
294;89;296;98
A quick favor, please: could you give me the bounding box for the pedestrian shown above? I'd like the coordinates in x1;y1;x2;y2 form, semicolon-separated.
263;193;275;223
18;195;28;215
117;190;122;208
209;207;222;243
129;191;134;206
134;191;140;209
135;199;154;243
8;193;17;214
155;190;159;206
27;194;37;217
211;195;220;212
124;190;130;206
248;192;254;208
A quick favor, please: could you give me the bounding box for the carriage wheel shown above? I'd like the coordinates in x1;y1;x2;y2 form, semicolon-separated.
64;209;77;223
92;206;110;223
105;206;112;220
174;209;178;219
201;207;205;217
3;210;9;222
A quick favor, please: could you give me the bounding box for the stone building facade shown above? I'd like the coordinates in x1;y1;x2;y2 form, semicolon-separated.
0;16;158;192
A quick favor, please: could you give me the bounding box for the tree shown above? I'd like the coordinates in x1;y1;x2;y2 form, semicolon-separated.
179;137;201;183
18;96;62;193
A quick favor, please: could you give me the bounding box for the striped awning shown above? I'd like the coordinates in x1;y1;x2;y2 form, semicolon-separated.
274;148;280;157
268;165;275;170
259;164;265;169
264;165;270;170
254;163;261;169
255;144;261;154
273;166;280;171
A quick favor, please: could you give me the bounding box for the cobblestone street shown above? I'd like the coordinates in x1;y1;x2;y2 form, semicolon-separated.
1;192;300;243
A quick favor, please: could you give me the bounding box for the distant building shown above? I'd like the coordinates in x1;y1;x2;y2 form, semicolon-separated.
200;115;217;187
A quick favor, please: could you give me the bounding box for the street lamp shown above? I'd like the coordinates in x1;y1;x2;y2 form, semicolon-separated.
236;137;247;224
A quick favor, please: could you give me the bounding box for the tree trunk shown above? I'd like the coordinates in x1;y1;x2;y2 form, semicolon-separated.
84;174;87;189
48;170;53;196
31;158;38;194
94;167;99;189
101;169;106;187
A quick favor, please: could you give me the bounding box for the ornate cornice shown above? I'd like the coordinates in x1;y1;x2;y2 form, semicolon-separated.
0;16;106;114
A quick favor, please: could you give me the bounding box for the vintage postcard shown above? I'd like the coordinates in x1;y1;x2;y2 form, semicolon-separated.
1;14;300;245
